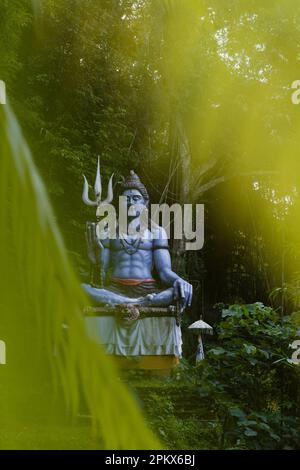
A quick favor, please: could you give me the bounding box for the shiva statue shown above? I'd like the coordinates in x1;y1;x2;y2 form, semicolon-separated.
81;159;193;369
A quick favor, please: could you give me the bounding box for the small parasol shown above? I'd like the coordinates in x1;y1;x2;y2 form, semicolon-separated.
188;316;213;363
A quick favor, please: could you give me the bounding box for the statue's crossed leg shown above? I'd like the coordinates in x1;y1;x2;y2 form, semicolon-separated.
82;283;174;307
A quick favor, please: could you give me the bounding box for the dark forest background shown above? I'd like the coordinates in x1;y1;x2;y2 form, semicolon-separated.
2;0;300;328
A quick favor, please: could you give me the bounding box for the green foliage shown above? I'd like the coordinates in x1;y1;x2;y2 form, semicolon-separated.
127;372;220;450
197;303;300;449
146;394;217;450
0;0;31;85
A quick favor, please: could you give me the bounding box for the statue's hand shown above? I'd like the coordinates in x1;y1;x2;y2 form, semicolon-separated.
173;278;193;309
85;222;104;265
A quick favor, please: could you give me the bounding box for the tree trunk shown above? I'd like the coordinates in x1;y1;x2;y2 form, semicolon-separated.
171;117;191;278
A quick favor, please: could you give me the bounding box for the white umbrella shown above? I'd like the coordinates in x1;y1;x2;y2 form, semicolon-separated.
188;317;213;362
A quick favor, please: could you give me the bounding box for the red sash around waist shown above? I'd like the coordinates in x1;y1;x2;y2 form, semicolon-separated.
111;277;156;286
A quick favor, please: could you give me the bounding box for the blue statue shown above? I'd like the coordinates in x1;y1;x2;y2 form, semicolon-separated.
82;161;193;309
81;160;192;369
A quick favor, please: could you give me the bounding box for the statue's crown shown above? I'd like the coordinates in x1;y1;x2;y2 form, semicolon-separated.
120;170;149;201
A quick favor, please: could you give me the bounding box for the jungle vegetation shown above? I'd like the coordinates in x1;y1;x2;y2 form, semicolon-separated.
0;0;300;449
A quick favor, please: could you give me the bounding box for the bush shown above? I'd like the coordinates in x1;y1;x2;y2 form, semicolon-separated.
196;302;300;449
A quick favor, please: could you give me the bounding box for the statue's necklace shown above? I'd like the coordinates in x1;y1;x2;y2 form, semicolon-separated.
119;234;142;255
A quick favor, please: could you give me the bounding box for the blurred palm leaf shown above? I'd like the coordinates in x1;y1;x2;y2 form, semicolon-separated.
0;101;159;449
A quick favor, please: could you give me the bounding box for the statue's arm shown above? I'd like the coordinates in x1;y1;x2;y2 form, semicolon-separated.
85;222;111;286
96;236;111;285
153;227;193;307
153;244;179;286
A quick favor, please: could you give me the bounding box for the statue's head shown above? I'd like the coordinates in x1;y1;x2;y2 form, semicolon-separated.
120;170;149;211
82;161;149;221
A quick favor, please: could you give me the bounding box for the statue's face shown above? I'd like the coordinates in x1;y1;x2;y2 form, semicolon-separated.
122;189;145;205
121;189;147;217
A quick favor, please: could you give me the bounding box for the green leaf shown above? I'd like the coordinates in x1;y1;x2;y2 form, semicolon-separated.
209;347;226;356
243;344;257;355
230;408;246;419
244;428;258;437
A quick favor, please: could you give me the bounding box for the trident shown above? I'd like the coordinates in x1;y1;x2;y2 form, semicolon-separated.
82;157;114;288
82;157;114;208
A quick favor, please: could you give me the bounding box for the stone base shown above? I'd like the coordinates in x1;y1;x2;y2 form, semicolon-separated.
84;306;183;367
